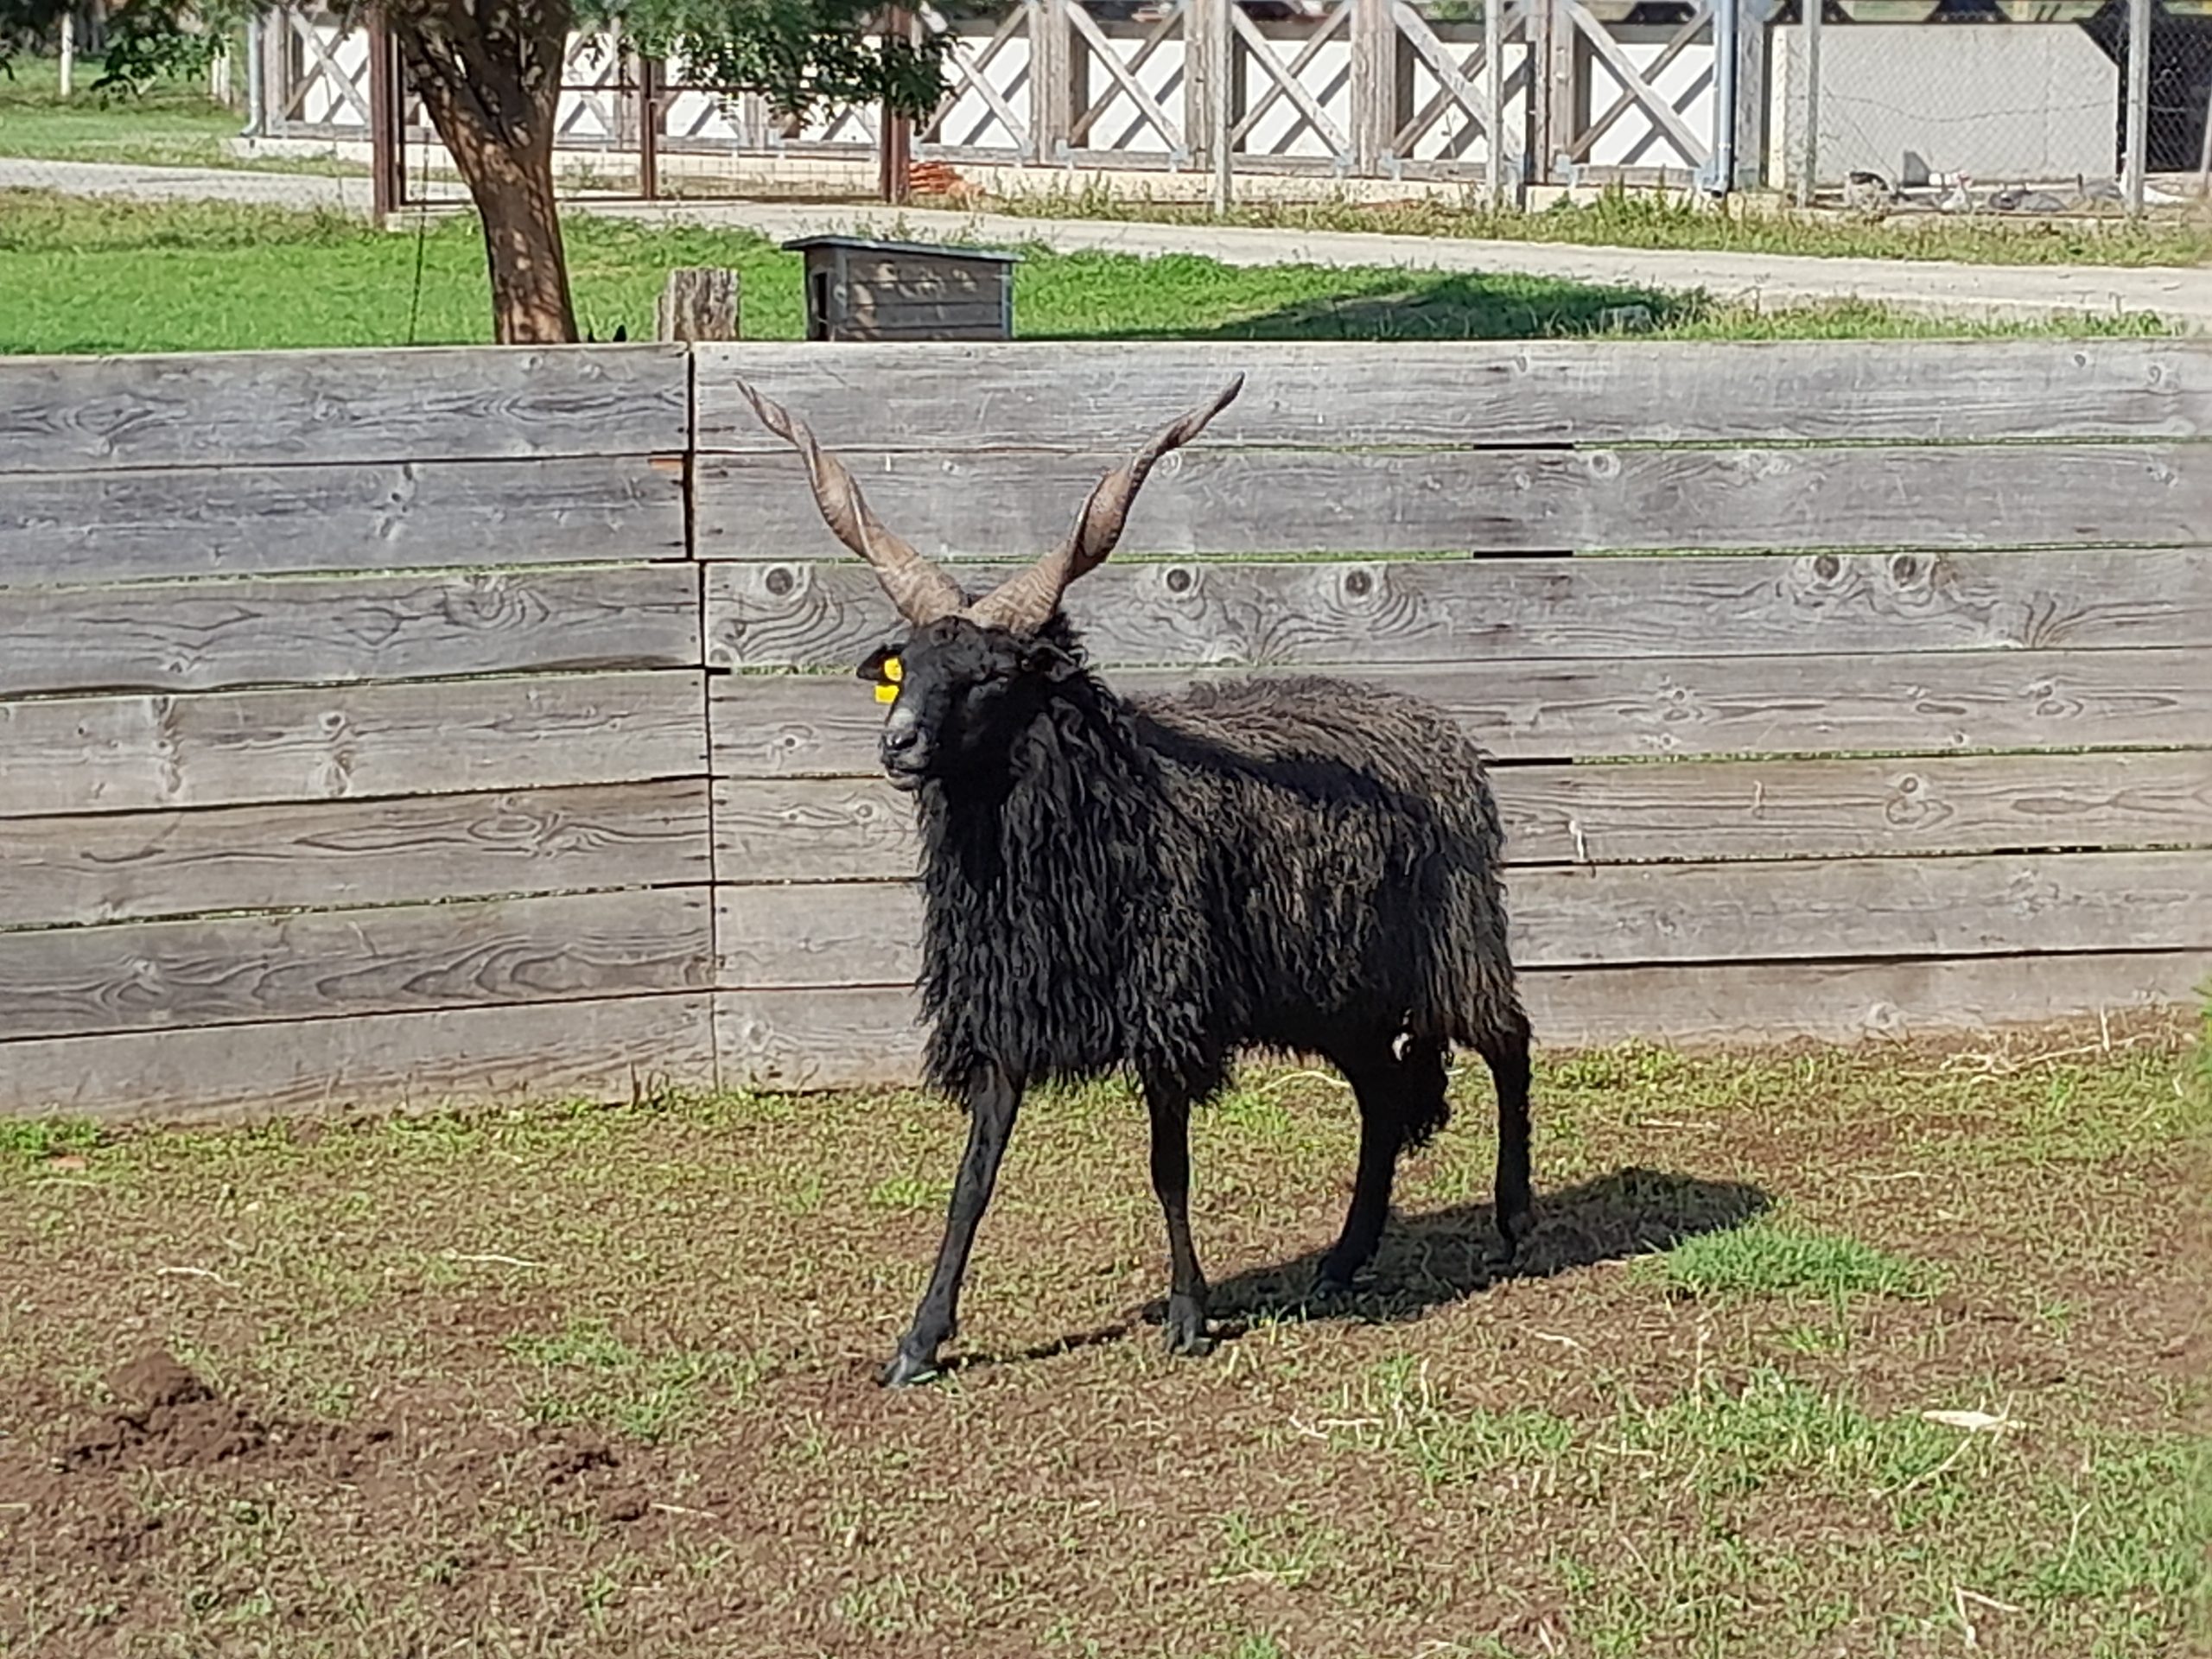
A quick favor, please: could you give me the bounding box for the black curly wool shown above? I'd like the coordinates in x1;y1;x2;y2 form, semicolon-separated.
864;611;1531;1387
909;617;1522;1127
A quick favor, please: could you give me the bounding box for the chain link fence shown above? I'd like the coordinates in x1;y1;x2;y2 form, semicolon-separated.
1776;0;2212;213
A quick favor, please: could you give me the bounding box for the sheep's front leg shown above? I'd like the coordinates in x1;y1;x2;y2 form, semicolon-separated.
882;1064;1022;1389
1143;1080;1213;1357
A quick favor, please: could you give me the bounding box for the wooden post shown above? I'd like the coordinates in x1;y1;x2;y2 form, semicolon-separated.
638;54;661;200
1529;0;1573;187
1731;0;1772;190
366;13;401;226
657;268;741;340
880;5;915;204
57;10;74;98
1033;0;1073;162
1187;0;1219;181
2121;0;2151;214
1351;0;1395;175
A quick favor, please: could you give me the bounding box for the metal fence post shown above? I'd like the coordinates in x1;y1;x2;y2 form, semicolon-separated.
1796;0;1819;207
1703;0;1738;195
2122;0;2151;215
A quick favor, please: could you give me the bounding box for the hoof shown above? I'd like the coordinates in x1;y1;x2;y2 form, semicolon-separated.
1495;1205;1534;1262
1309;1271;1357;1302
879;1349;942;1389
1163;1297;1213;1357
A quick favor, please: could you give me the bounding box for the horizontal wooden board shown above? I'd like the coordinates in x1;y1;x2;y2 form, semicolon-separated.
0;565;701;697
715;850;2212;988
714;951;2209;1090
692;339;2212;452
0;780;710;931
708;646;2212;773
3;670;706;818
0;992;715;1123
694;442;2212;559
706;550;2212;671
713;752;2212;880
0;456;686;586
0;344;689;474
0;886;713;1042
839;323;1013;344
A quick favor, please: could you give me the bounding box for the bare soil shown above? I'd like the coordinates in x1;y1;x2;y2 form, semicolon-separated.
2;1015;2205;1658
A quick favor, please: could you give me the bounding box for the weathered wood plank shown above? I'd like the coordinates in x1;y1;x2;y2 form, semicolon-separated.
693;339;2212;452
706;550;2212;671
708;647;2212;774
0;886;714;1042
0;992;715;1122
0;780;710;931
712;752;2212;881
714;950;2208;1090
3;670;706;818
0;566;701;697
695;442;2212;559
715;850;2212;988
0;456;686;586
0;344;690;474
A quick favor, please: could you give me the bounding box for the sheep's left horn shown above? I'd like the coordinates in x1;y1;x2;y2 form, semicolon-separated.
736;380;969;627
966;376;1245;636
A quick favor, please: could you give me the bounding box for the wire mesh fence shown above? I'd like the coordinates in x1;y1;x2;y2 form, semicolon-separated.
1778;0;2212;214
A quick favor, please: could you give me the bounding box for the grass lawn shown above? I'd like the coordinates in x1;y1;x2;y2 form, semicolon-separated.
0;54;339;174
0;188;2180;355
1;1014;2205;1656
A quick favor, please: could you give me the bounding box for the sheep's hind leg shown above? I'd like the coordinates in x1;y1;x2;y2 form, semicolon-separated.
1142;1079;1212;1357
1479;1007;1535;1260
1313;1035;1443;1298
882;1064;1023;1389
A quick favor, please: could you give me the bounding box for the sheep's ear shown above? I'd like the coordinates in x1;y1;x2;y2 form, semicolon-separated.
855;643;901;683
1020;638;1079;680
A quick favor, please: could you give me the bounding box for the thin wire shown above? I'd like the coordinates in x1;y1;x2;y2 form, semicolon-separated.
405;98;433;345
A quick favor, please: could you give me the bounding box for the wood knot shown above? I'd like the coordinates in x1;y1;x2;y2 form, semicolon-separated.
1165;567;1194;595
1813;553;1841;581
765;567;795;597
1344;569;1373;598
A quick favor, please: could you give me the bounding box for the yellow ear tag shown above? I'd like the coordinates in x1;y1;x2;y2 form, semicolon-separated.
874;657;902;703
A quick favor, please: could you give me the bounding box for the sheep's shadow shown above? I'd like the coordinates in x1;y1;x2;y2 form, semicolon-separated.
1205;1164;1773;1333
983;1166;1770;1370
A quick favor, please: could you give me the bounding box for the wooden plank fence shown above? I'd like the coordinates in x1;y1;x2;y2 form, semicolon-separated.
3;339;2209;1120
0;346;715;1120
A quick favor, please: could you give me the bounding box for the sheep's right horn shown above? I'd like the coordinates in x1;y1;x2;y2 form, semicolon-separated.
736;380;969;627
966;376;1245;636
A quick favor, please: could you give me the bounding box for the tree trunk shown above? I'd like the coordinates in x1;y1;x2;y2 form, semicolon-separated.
392;0;579;345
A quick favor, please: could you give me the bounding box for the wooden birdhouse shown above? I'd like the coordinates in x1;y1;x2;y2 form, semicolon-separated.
785;235;1020;343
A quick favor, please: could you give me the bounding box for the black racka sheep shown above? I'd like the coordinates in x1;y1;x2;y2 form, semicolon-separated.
740;376;1533;1389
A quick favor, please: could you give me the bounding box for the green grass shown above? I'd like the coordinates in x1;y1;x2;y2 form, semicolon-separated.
992;176;2212;270
0;50;347;174
1645;1218;1939;1301
0;187;2180;355
4;1021;2202;1657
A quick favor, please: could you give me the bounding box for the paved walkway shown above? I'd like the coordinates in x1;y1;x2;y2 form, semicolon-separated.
10;156;2209;328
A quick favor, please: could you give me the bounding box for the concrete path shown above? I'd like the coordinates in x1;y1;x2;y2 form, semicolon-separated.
10;155;2209;329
